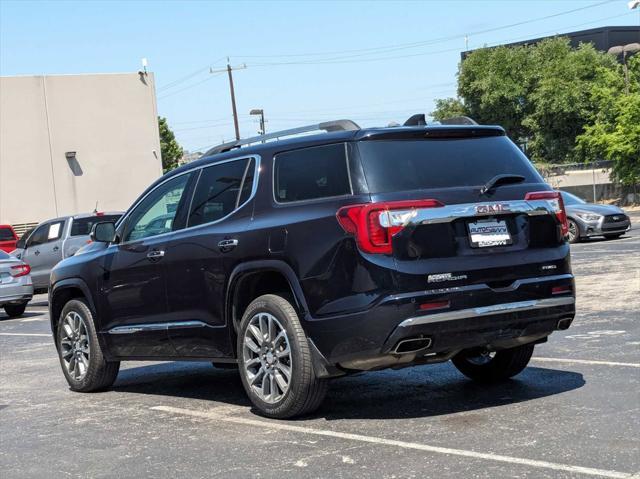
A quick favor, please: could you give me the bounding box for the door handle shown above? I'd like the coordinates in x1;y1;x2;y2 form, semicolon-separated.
218;239;238;252
146;250;165;260
53;246;59;252
34;250;40;256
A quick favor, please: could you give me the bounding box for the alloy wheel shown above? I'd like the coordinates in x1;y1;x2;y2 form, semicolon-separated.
242;313;292;404
568;220;578;243
60;311;90;381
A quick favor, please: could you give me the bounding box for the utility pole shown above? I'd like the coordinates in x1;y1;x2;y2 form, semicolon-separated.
210;59;247;140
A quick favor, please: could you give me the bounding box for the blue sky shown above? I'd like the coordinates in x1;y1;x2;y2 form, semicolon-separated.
1;0;638;152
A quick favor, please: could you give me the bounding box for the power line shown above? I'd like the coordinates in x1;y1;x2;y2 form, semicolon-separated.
235;0;617;65
157;56;226;92
155;0;618;95
158;71;225;100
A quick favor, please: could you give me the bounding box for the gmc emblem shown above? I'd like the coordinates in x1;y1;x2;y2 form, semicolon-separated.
612;215;621;221
476;204;511;214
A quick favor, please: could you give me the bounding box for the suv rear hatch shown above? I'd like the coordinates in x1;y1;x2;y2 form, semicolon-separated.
342;128;570;299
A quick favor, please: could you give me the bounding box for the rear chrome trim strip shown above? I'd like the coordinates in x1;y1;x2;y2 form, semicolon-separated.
107;321;208;335
399;296;575;328
384;274;574;303
405;199;555;226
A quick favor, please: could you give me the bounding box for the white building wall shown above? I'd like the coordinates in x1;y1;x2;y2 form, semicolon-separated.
0;72;163;229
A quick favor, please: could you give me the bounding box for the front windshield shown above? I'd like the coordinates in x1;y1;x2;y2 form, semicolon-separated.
560;191;586;205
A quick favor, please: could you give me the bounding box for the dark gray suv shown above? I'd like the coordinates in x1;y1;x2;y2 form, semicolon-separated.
48;118;576;418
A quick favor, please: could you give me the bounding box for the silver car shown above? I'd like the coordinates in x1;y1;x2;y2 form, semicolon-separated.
0;250;34;318
12;212;122;291
561;191;632;243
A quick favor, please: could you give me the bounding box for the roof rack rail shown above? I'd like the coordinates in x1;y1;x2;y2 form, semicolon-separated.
204;119;360;156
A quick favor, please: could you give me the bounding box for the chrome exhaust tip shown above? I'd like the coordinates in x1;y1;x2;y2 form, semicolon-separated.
556;318;572;330
393;337;432;354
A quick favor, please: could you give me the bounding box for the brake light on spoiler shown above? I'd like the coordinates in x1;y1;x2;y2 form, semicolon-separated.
524;191;569;237
337;200;444;254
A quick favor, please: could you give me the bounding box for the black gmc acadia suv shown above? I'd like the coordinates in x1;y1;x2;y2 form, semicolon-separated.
49;118;576;418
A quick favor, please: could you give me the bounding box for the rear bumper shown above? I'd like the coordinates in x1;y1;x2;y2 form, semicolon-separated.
0;279;34;306
304;275;575;375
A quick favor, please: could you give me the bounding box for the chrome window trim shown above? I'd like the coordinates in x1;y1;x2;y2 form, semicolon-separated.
272;142;354;205
399;296;575;328
113;155;260;246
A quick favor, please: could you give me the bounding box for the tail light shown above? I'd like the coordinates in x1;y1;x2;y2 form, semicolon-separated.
552;285;572;295
10;264;31;278
337;199;444;254
525;191;569;237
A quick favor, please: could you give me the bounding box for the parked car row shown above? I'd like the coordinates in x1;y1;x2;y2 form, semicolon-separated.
0;212;122;319
12;212;122;292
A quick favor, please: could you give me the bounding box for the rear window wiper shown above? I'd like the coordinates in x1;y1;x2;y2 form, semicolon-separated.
480;174;526;195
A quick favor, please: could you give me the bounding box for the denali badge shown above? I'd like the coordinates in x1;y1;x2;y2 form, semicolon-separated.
476;204;511;214
428;273;468;283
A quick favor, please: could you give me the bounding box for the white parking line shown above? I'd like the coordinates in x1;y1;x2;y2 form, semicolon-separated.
151;405;632;478
20;318;47;322
0;333;50;337
533;357;640;368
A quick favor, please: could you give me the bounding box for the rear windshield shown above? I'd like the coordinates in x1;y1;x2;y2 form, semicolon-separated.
358;137;543;193
0;227;15;241
70;215;122;236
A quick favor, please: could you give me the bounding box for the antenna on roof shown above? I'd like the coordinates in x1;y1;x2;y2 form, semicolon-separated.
403;114;427;126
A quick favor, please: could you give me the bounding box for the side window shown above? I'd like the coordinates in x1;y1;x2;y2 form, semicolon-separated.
123;174;191;242
187;158;254;227
26;223;50;247
274;143;351;203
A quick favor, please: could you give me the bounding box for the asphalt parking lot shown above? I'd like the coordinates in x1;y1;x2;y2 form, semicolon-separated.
1;212;638;479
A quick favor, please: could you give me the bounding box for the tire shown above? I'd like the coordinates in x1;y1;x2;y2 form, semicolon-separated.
237;294;328;419
604;233;624;240
56;298;120;392
3;303;27;318
567;219;580;243
452;344;534;383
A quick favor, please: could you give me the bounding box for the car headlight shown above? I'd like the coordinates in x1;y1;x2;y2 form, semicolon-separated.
576;213;602;221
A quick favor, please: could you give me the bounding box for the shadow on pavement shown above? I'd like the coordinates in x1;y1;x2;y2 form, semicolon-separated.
0;311;45;321
111;361;584;420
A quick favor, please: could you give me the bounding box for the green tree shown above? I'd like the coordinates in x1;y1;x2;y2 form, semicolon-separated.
456;43;534;141
430;97;468;121
523;40;618;163
158;116;183;173
576;56;640;185
436;38;623;164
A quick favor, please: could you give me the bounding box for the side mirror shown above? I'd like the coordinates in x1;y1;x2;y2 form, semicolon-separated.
16;238;26;249
91;222;117;243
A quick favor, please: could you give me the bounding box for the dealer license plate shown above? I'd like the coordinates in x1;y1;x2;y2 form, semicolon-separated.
468;220;512;248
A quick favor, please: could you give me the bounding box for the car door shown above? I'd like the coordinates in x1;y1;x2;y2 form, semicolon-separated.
97;172;196;358
21;220;64;290
164;157;258;358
